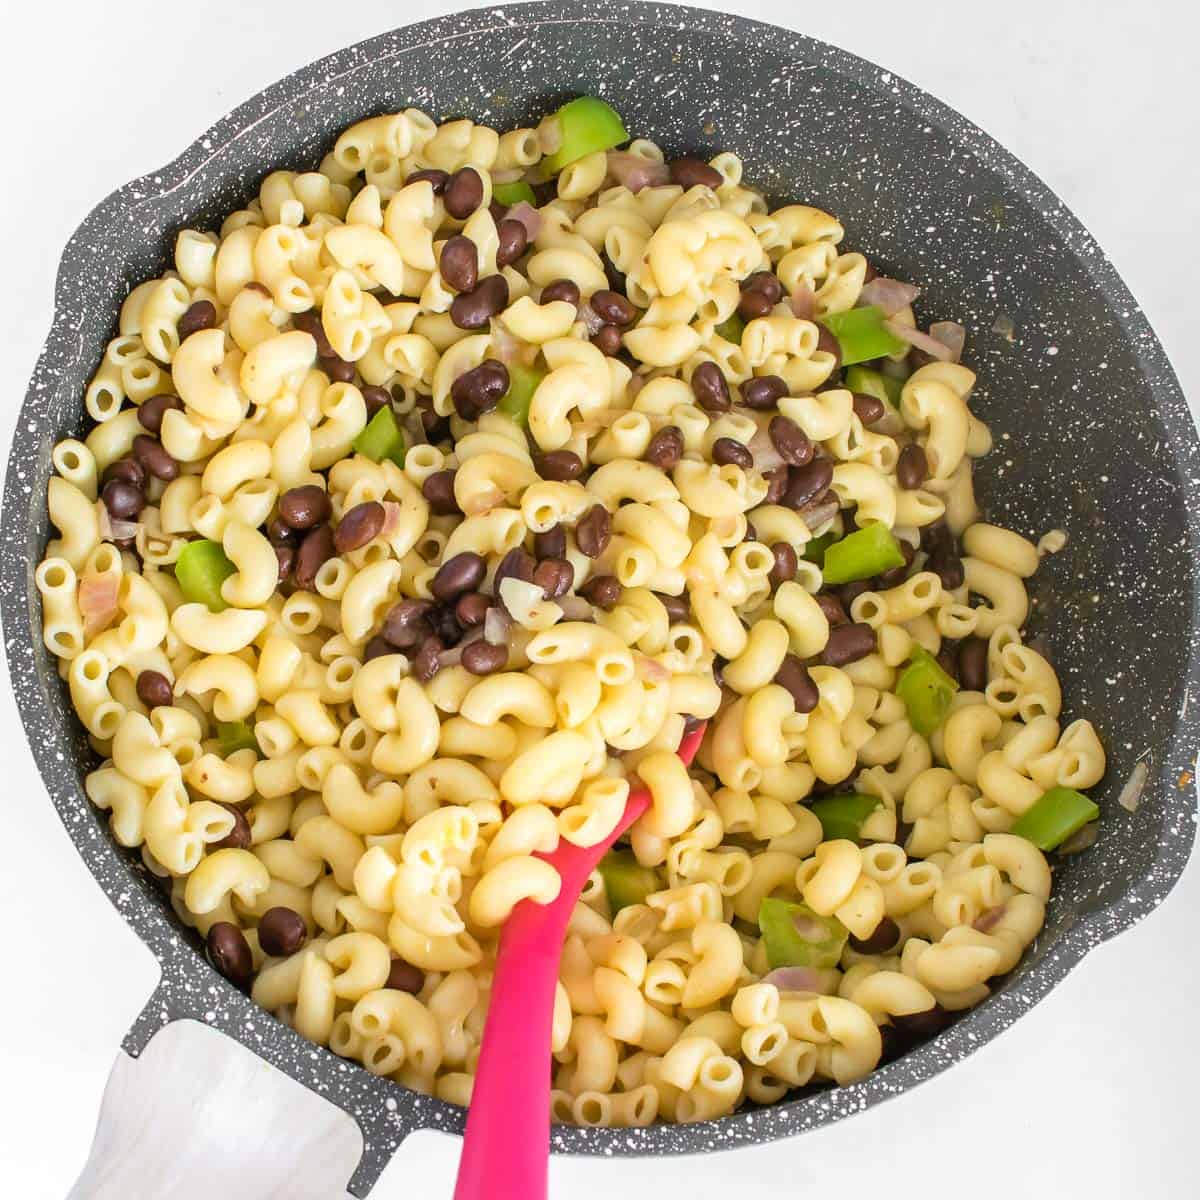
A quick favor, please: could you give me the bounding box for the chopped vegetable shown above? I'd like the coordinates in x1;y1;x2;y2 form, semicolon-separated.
714;312;746;345
599;849;659;913
758;897;849;970
896;645;958;736
353;405;406;467
542;97;629;174
174;539;236;613
845;364;903;408
491;180;537;208
217;719;258;756
496;362;546;428
808;793;881;842
802;530;837;565
820;521;905;585
1011;787;1100;851
819;306;908;365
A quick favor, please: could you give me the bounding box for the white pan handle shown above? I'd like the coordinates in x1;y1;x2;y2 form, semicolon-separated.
68;1019;365;1200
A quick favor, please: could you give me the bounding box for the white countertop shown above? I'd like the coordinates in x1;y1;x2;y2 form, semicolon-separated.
2;1;1196;1196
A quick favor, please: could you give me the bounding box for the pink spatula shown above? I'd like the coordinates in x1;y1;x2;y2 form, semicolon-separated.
453;723;706;1200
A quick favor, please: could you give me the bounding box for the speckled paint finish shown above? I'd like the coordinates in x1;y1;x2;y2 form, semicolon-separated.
3;3;1197;1194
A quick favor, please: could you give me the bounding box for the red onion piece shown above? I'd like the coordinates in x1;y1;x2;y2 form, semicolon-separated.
972;904;1008;933
555;594;594;622
489;322;524;365
605;151;671;194
483;605;512;646
747;423;787;473
859;277;920;317
762;966;836;994
380;501;404;538
79;573;120;638
577;301;606;336
491;167;525;185
929;321;966;363
505;201;543;242
788;282;816;321
1118;759;1149;813
883;318;956;362
109;518;141;542
797;494;839;534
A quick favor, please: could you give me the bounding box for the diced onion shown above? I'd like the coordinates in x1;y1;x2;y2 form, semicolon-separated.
1118;759;1149;813
858;277;920;317
483;605;512;646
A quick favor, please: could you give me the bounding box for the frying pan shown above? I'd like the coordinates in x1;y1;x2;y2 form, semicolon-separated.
5;2;1198;1195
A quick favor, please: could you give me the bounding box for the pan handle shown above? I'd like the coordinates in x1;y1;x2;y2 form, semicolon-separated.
67;1016;366;1200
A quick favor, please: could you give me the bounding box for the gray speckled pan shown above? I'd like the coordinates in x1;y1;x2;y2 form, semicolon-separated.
4;2;1197;1194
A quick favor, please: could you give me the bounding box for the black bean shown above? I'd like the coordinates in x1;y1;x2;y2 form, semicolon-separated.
178;299;217;340
412;635;444;683
131;435;179;481
740;374;788;411
275;545;294;582
137;392;185;434
455;592;490;628
451;275;509;331
534;524;567;561
579;575;621;610
711;437;753;469
136;669;173;709
319;354;356;383
533;558;574;599
540;279;581;307
428;606;463;647
768;541;798;590
590;289;637;327
930;551;965;591
877;539;916;589
690;360;731;413
440;235;479;292
816;324;842;372
741;271;784;304
775;655;819;713
896;443;929;490
386;957;426;994
893;1005;953;1038
292;310;335;359
761;465;788;505
669;157;723;190
494;547;536;592
768;416;813;467
207;922;253;991
737;288;774;321
101;479;146;521
852;392;886;426
936;647;959;681
444;167;484;220
591;324;623;356
461;639;508;675
279;485;332;531
335;501;385;553
266;515;298;546
645;425;684;471
958;637;989;692
782;460;834;511
815;592;849;627
406;168;449;195
258;907;308;957
848;916;901;956
421;470;461;516
364;635;394;662
920;519;955;556
535;449;584;481
820;622;877;666
212;802;252;851
838;578;873;608
451;359;509;420
655;591;690;624
495;219;529;268
293;524;336;590
382;599;435;649
360;384;392;417
575;505;612;558
432;552;486;601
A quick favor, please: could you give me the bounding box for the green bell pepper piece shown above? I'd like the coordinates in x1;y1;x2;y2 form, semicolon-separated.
599;850;660;914
758;897;849;970
896;645;959;736
492;180;537;208
802;531;836;566
542;97;629;174
217;719;258;756
845;364;904;408
1011;787;1100;851
808;793;882;842
353;405;406;467
497;362;546;428
821;522;905;585
175;539;236;613
819;306;908;366
714;313;746;345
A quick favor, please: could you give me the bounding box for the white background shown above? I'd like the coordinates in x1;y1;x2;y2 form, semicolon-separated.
1;1;1196;1196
